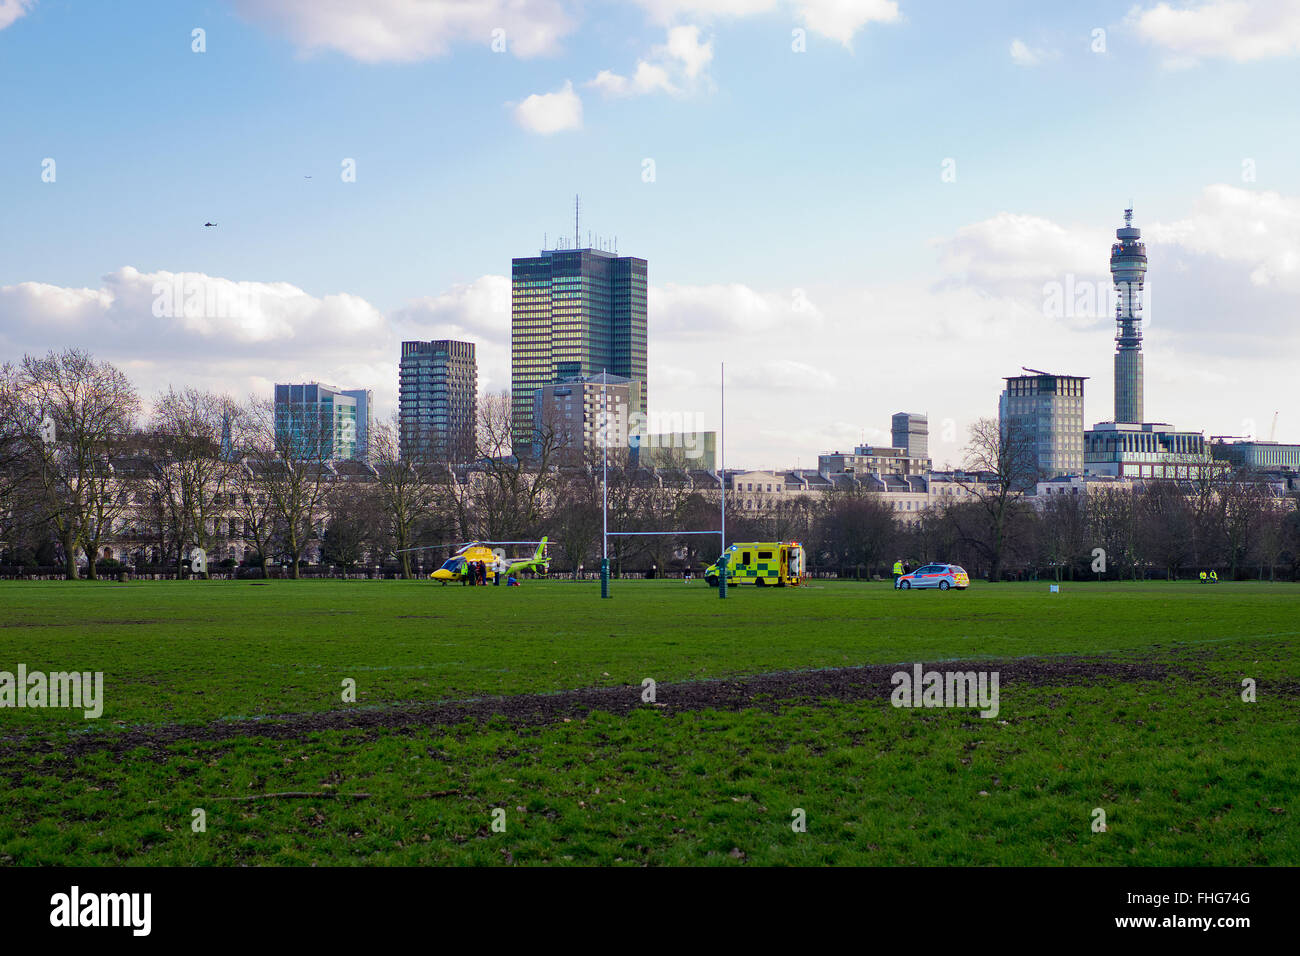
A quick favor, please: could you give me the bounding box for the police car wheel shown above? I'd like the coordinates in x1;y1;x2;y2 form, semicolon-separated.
939;580;950;591
900;580;910;589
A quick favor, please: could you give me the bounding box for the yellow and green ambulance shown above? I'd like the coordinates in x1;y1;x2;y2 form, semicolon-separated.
704;542;805;587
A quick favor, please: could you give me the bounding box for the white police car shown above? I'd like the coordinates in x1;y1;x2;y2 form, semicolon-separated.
895;564;970;590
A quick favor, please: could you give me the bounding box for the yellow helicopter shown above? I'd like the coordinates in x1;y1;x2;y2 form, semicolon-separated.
418;538;550;584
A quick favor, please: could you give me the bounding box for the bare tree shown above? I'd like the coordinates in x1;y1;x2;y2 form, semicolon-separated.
321;479;384;572
241;397;334;578
370;417;443;579
1088;485;1139;580
13;350;139;579
1251;495;1288;581
230;459;280;578
146;388;239;578
1039;491;1089;580
817;480;897;578
0;363;38;551
957;417;1038;582
675;489;722;574
1214;471;1272;580
1135;481;1194;579
469;390;562;540
550;469;601;577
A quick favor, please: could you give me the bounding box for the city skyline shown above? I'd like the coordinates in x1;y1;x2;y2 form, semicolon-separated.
3;1;1299;470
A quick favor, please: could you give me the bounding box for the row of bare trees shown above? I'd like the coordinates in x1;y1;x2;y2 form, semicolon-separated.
4;351;1299;581
0;351;615;579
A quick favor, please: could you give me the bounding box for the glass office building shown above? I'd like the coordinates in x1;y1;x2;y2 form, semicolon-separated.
341;388;372;459
1084;422;1220;479
398;340;477;461
511;247;647;455
1210;440;1300;472
273;383;359;461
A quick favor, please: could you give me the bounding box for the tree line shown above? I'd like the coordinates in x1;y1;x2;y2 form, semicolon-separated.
3;350;1298;582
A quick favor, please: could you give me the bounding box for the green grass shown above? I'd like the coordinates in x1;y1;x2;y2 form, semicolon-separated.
1;579;1296;728
1;579;1297;865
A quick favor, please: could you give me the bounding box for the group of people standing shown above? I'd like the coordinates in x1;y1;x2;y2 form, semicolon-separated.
463;559;519;587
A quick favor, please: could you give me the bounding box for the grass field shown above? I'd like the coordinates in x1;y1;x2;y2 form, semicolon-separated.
1;579;1297;865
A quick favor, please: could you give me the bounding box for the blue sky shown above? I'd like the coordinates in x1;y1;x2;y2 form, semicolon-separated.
3;0;1300;468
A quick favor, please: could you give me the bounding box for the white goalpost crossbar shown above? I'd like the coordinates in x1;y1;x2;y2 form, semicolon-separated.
605;531;722;537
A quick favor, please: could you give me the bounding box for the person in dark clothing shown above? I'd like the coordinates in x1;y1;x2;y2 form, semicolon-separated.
478;561;488;586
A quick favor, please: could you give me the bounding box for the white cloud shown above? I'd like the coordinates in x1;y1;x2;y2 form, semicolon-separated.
1009;38;1055;66
1146;184;1300;286
390;275;512;392
1128;0;1300;65
589;63;675;97
795;0;900;48
1;267;388;355
512;80;583;134
228;0;574;62
633;0;899;47
0;267;395;417
0;0;33;31
588;25;714;98
650;281;824;336
635;0;778;21
730;359;837;391
933;212;1106;289
663;23;714;78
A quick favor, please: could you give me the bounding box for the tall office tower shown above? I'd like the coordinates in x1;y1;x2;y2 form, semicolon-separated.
341;388;372;459
999;371;1088;484
511;246;648;455
398;340;478;461
273;383;359;461
1111;208;1147;424
891;412;929;460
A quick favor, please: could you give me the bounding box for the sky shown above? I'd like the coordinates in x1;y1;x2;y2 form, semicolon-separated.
2;0;1299;469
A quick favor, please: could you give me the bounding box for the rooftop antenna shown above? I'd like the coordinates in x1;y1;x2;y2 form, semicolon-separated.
575;194;580;249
